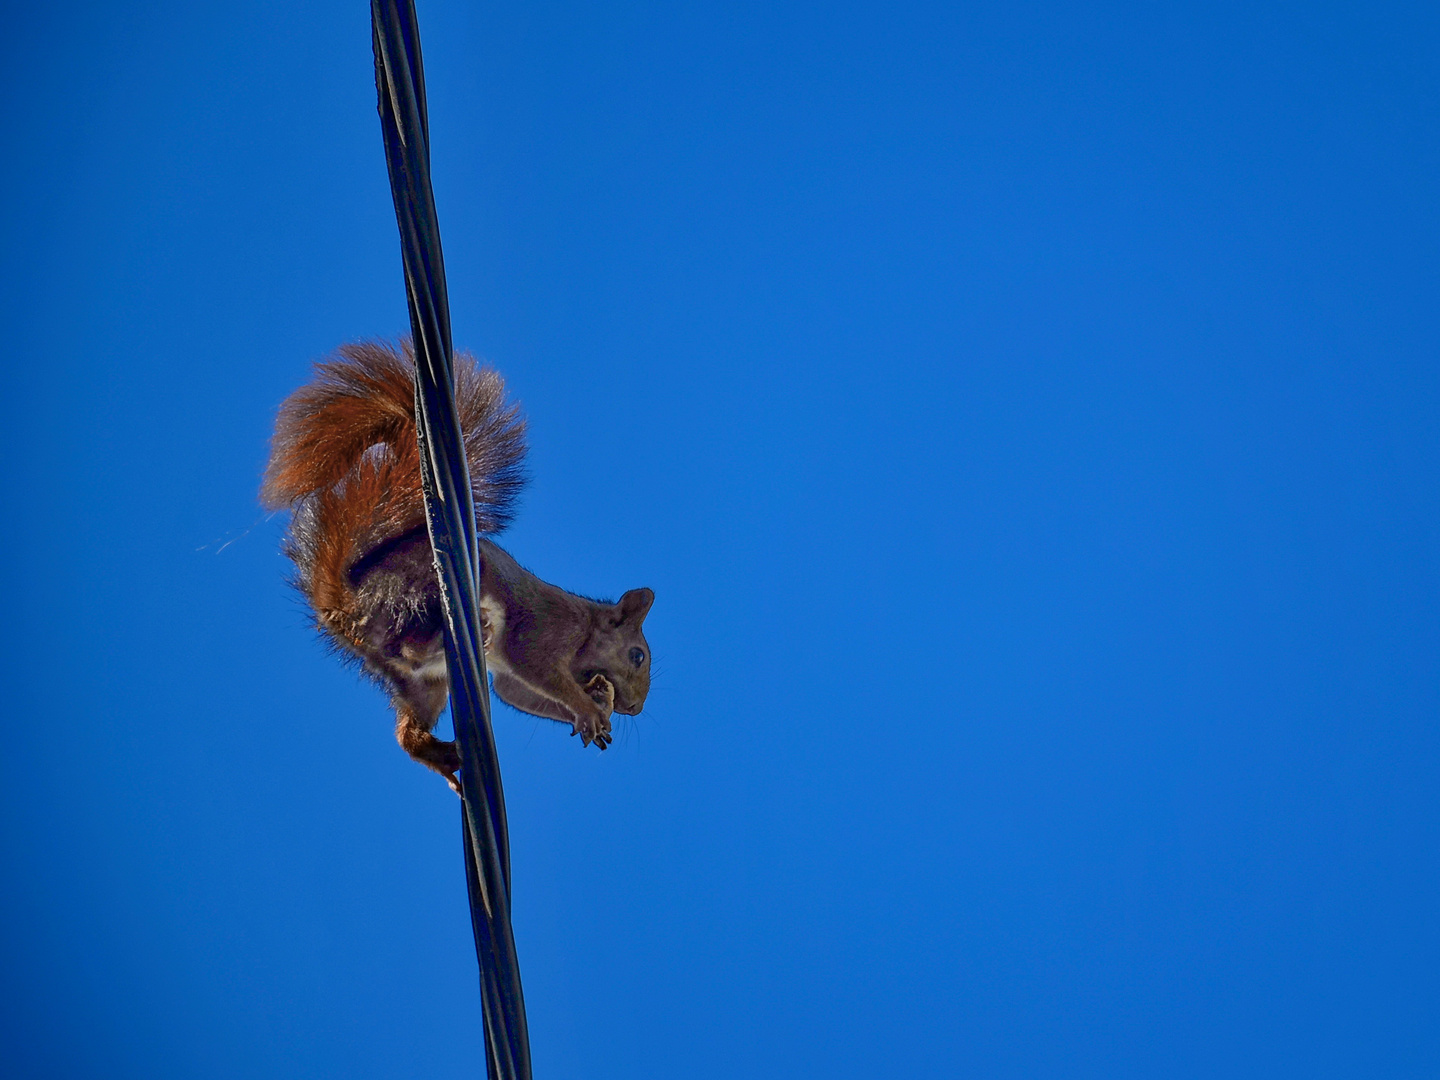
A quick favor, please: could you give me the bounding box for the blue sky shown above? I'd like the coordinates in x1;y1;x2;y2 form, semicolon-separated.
3;1;1438;1077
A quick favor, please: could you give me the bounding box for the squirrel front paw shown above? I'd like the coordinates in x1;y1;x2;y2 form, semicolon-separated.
584;673;615;712
572;719;613;749
574;675;615;749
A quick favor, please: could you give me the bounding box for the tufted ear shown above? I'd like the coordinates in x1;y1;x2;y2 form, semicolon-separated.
615;587;654;626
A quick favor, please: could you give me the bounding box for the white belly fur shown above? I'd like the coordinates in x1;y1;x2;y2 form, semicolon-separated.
478;596;514;676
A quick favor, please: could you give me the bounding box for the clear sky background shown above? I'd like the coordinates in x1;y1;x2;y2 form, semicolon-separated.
3;1;1438;1077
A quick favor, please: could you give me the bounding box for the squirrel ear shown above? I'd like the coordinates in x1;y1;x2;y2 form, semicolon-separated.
616;588;654;626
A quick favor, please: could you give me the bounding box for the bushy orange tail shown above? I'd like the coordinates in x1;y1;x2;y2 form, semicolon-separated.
261;342;415;509
262;340;526;526
261;341;526;623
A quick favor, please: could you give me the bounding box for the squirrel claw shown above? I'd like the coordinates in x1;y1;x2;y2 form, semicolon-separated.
571;718;612;752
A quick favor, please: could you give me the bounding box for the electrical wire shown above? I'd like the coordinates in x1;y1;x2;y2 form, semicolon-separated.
371;3;533;1077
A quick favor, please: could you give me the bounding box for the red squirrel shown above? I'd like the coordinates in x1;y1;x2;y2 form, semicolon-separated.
260;340;654;791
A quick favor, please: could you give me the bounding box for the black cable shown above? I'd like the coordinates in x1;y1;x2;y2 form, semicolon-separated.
371;3;532;1077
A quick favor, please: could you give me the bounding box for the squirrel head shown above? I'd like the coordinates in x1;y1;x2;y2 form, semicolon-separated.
575;587;655;716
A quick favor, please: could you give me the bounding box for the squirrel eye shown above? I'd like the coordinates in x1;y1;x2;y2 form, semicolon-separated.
629;647;645;667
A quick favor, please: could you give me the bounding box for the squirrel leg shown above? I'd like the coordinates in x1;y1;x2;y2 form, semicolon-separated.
393;679;462;793
492;670;614;749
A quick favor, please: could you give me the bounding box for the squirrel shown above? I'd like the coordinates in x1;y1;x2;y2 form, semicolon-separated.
260;340;655;791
